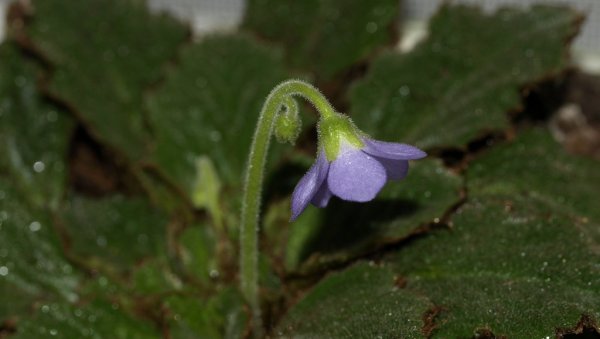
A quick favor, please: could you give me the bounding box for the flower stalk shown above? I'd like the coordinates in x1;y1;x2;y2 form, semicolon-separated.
240;80;335;336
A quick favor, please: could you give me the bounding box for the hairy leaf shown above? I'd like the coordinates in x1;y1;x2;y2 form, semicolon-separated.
13;301;159;339
349;5;580;149
61;195;168;273
26;0;187;159
146;34;287;195
0;43;72;209
388;129;600;337
276;263;431;337
243;0;400;80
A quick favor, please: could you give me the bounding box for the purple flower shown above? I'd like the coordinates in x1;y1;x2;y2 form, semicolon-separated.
290;137;426;221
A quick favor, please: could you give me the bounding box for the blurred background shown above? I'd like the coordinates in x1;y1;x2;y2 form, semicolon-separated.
151;0;597;74
1;0;598;71
157;0;600;72
65;0;600;73
157;0;600;73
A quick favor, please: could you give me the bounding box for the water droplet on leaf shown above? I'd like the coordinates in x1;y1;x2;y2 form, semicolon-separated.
366;22;378;33
33;161;46;173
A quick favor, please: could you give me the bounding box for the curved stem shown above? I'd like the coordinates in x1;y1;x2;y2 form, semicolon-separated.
240;80;335;336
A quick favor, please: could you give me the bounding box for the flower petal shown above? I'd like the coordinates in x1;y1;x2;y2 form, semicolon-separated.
376;158;409;181
290;151;329;221
328;149;386;202
311;183;333;208
362;138;427;160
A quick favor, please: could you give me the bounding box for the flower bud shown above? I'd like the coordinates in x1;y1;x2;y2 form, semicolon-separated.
274;106;301;145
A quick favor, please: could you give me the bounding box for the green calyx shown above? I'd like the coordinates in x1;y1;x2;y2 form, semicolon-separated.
318;112;364;161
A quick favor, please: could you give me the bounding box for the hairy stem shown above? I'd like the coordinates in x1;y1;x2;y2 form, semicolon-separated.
240;80;335;336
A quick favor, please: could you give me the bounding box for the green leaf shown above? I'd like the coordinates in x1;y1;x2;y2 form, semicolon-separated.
0;43;73;210
0;179;79;320
386;129;600;337
26;0;187;159
276;263;432;337
165;288;248;339
349;5;581;149
282;159;461;273
146;34;287;195
178;225;218;285
130;258;179;294
0;43;77;320
136;168;188;214
13;301;159;339
243;0;400;80
467;128;600;220
60;195;169;274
